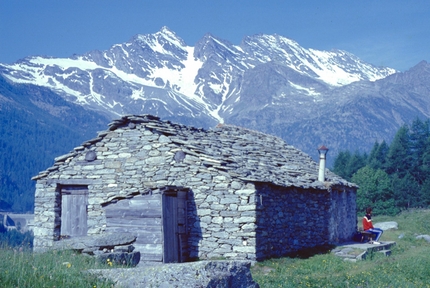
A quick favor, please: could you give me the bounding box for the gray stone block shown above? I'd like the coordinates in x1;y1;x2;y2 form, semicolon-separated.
96;251;141;267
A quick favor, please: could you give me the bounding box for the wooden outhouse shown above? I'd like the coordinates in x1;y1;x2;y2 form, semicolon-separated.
32;115;357;262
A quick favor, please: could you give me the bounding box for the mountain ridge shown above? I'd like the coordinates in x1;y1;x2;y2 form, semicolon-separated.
0;27;396;123
1;27;429;162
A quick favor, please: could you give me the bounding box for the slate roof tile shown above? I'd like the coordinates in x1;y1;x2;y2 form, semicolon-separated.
33;115;356;190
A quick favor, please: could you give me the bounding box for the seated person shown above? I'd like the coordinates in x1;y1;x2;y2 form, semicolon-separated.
363;207;383;244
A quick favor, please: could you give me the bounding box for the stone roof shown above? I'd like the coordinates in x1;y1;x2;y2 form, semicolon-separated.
33;114;355;190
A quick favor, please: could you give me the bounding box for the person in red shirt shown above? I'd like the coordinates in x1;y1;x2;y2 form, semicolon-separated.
363;207;383;244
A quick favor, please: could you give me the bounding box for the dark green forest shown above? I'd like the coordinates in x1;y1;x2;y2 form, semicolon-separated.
0;110;94;212
0;75;108;213
333;118;430;216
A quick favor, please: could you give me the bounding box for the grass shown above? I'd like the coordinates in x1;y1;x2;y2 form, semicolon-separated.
0;248;115;288
2;210;430;287
251;209;430;287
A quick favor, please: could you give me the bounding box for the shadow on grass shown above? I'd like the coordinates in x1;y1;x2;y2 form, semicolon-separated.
277;244;336;259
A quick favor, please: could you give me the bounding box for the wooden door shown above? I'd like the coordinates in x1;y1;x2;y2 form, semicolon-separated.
162;188;188;263
163;194;178;263
61;186;88;237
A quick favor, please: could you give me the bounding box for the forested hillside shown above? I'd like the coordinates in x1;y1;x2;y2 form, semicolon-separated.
0;76;108;212
333;118;430;215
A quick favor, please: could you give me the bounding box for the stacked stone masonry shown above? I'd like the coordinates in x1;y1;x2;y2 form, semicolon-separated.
33;114;357;261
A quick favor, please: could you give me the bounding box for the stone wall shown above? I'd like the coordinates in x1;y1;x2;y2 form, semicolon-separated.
255;184;329;259
254;183;357;260
33;125;258;260
188;184;258;260
328;186;357;243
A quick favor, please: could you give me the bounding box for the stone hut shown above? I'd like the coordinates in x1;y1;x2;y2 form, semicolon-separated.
32;115;357;262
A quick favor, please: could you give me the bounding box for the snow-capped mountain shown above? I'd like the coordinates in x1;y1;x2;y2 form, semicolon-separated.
0;27;395;128
4;26;430;165
4;26;430;216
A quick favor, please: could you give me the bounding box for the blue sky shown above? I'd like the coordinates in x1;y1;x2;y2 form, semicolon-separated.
1;0;429;71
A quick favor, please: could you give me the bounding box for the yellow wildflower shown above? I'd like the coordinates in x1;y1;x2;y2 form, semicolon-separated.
62;262;72;268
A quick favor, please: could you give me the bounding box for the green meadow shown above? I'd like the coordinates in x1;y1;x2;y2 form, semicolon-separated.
1;210;429;287
251;209;430;287
0;248;114;288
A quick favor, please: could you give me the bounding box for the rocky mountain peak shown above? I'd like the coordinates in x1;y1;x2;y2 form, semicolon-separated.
1;27;426;163
134;26;187;49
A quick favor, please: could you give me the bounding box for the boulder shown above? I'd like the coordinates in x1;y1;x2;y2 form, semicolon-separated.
53;233;136;252
52;233;140;266
374;221;398;231
88;260;259;288
416;235;430;242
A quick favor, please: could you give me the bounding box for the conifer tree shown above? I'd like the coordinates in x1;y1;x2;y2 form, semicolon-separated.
419;178;430;206
391;172;420;209
409;118;430;184
332;150;352;181
367;140;389;170
386;125;411;177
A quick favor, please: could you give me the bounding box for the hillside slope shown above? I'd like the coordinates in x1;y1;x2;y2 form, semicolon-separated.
0;75;108;212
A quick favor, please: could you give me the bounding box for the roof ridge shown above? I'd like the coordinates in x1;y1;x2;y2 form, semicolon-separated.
215;123;287;142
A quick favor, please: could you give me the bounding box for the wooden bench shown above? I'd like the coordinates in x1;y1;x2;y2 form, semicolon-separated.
359;229;376;242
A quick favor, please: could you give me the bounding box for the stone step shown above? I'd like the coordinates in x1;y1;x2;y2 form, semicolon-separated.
377;249;391;256
335;253;358;259
332;241;396;261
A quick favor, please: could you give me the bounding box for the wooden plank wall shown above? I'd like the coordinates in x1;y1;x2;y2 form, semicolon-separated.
104;194;163;261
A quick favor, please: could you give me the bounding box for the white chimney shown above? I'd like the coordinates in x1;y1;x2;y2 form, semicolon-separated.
317;145;329;182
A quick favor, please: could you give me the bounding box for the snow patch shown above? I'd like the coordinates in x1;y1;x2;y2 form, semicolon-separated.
288;81;320;96
131;87;145;101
